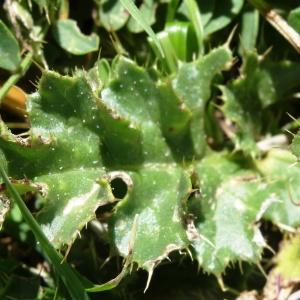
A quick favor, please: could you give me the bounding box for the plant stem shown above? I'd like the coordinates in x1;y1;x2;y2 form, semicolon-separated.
0;51;33;103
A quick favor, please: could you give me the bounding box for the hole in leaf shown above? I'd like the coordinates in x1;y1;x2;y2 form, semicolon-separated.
110;177;128;199
95;202;116;221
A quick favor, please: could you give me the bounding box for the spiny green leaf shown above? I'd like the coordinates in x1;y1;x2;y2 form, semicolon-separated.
52;19;100;55
110;166;191;272
99;46;232;163
0;20;21;72
173;45;233;157
36;170;113;247
189;154;269;275
0;72;103;178
221;51;300;155
0;46;250;281
257;149;300;229
99;57;173;166
0;72;114;248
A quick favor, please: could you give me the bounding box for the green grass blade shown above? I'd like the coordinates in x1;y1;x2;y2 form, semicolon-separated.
153;31;178;73
166;0;180;23
120;0;164;57
0;164;89;300
184;0;204;56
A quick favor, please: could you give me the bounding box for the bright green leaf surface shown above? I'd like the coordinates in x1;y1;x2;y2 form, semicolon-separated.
173;45;232;157
53;19;99;55
2;46;294;280
2;0;300;297
189;154;268;275
110;166;191;271
99;57;173;166
36;170;113;247
0;48;233;270
0;72;113;248
0;72;104;178
0;20;21;71
99;0;129;31
257;150;300;228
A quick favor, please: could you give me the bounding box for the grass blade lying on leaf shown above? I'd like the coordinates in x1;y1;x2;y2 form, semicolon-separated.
0;164;89;300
